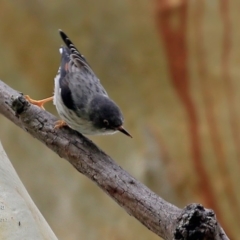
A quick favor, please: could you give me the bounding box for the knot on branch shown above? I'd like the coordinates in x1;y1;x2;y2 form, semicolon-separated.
174;203;216;240
11;95;29;116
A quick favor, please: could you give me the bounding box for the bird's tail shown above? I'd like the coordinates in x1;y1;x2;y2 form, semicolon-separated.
58;29;92;72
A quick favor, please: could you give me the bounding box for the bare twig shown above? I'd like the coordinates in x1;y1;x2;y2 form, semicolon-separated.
0;80;229;240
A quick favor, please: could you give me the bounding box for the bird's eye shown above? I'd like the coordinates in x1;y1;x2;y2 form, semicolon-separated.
103;119;109;126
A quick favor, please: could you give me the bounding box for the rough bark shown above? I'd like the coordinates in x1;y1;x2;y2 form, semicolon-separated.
0;80;229;240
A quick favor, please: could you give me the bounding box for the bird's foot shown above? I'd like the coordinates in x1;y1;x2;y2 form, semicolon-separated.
54;120;68;129
25;95;53;110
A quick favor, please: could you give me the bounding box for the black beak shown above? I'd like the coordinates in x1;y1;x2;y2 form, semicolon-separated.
117;126;132;138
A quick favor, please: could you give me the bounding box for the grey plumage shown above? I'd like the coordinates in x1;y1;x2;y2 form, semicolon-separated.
53;30;131;137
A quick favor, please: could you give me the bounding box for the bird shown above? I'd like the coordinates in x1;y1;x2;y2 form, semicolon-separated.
25;30;132;138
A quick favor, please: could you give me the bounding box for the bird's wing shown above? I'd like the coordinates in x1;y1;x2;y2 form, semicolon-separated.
58;30;108;115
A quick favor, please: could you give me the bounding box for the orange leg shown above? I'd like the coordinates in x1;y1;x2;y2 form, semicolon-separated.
25;95;53;110
54;120;68;129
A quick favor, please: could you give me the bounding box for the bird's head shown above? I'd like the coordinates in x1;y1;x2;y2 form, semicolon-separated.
89;95;132;138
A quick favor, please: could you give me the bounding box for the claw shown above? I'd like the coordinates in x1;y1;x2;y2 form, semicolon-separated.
54;120;68;129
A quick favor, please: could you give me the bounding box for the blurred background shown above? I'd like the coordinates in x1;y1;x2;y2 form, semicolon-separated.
0;0;239;239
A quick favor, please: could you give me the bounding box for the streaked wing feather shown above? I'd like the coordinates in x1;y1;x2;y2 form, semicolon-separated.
58;30;108;115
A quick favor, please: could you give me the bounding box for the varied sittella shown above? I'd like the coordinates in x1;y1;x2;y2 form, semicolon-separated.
25;30;132;138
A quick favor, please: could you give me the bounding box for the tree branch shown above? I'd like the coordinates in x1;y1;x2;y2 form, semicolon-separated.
0;80;229;240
